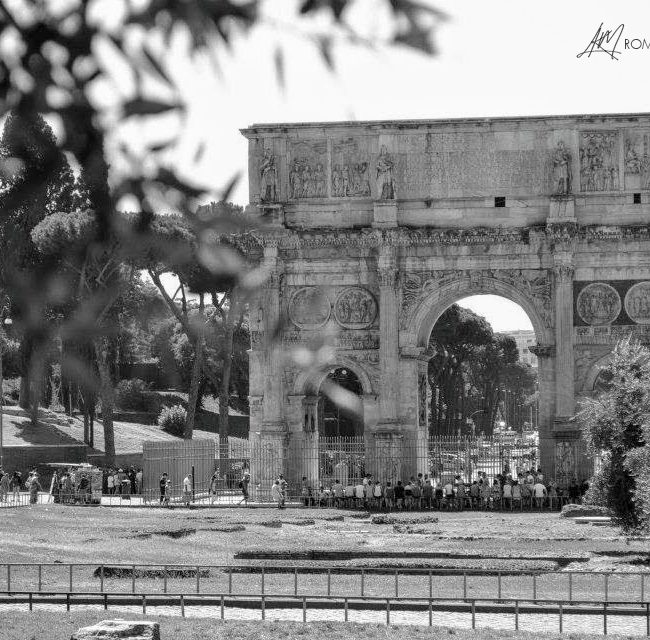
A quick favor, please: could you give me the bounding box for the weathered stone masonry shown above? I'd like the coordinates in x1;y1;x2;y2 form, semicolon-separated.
241;113;650;486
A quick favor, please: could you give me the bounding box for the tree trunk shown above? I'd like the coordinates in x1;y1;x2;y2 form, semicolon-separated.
94;340;115;467
18;336;32;409
219;293;238;447
185;295;205;440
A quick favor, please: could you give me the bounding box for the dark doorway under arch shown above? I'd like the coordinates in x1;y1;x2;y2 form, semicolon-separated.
320;367;364;437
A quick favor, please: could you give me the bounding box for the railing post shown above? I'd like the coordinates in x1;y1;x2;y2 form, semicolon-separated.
29;592;32;612
463;573;467;600
6;565;9;593
515;599;519;631
386;598;390;625
603;601;607;635
100;566;104;593
261;567;265;595
229;568;232;594
38;565;41;592
131;565;135;594
645;601;649;636
641;574;645;604
66;593;70;612
261;595;265;620
428;599;433;626
142;594;146;614
303;596;307;622
344;597;348;622
429;570;432;599
394;570;398;597
69;564;73;593
294;568;298;595
221;595;225;619
498;572;502;600
361;569;365;597
196;566;200;594
569;572;572;603
604;573;609;602
103;593;107;610
327;569;331;596
163;566;167;594
559;601;563;632
471;599;476;629
533;574;537;602
180;594;185;617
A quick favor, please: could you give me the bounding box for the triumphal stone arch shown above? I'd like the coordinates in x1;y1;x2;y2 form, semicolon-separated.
241;113;650;490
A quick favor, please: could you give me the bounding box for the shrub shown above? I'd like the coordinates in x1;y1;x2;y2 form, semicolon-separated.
158;404;187;437
115;378;149;411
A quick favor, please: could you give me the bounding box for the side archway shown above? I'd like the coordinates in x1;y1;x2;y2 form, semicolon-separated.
581;352;613;395
292;356;376;397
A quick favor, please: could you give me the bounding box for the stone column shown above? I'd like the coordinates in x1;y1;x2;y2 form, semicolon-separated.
529;344;555;476
251;246;286;498
377;244;400;427
553;261;575;418
301;395;320;486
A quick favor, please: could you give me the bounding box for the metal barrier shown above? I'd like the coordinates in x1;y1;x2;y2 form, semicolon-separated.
1;591;649;634
0;563;647;605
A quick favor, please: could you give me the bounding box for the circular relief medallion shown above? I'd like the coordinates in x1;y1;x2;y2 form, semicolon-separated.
334;287;378;329
624;282;650;325
288;287;331;329
576;282;621;326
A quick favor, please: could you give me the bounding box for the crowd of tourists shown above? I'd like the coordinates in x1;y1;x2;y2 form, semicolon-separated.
102;467;143;495
50;468;94;504
294;469;589;511
0;468;43;504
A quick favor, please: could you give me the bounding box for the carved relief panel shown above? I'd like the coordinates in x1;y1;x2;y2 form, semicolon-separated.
287;285;379;332
331;138;371;198
576;283;621;326
624;282;650;324
579;131;619;192
288;140;328;199
624;132;650;190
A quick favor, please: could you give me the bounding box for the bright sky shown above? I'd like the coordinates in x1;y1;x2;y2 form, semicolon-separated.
109;0;650;331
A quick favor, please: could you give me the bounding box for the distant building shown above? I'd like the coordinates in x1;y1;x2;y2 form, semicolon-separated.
502;329;537;368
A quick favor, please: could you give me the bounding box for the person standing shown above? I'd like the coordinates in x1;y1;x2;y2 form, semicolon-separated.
277;474;287;509
159;473;169;505
107;471;114;496
29;473;42;505
0;471;9;502
10;471;22;503
183;473;193;507
135;468;143;495
239;471;250;506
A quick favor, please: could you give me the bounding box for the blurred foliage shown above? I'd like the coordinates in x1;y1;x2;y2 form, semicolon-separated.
158;403;188;438
0;0;443;457
578;338;650;533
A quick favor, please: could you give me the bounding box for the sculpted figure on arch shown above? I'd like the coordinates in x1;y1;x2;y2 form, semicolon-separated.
376;145;396;199
552;141;572;195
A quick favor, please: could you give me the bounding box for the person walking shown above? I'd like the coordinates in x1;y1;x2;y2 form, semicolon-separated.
209;471;220;505
277;474;287;508
238;471;250;506
271;479;282;508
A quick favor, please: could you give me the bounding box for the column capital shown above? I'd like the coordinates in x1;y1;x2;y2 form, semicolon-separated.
553;263;574;281
529;344;554;358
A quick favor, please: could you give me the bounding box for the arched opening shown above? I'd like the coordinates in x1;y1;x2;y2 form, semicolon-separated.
320;367;364;437
426;295;539;440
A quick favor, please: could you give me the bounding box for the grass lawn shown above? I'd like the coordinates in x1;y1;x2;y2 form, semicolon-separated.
0;506;648;604
0;612;637;640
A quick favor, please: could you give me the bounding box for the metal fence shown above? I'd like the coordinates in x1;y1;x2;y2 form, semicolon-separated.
1;563;648;605
136;434;549;505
